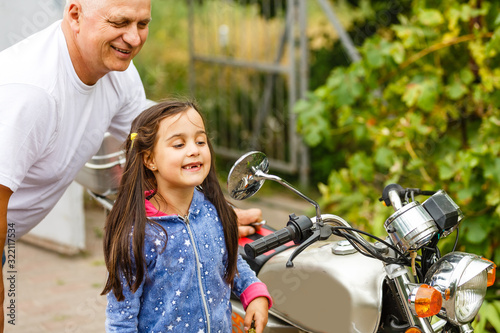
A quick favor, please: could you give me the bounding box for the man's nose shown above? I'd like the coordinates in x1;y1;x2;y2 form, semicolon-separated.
123;25;142;47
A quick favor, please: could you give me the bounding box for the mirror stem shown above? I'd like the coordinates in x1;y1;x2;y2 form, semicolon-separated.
254;170;322;224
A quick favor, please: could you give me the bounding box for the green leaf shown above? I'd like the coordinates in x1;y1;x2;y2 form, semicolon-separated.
460;68;475;85
402;83;421;108
495;14;500;27
393;25;426;48
438;164;455;180
365;42;385;69
347;152;374;182
353;123;368;140
479;301;500;333
417;79;439;111
446;79;468;100
457;184;480;202
438;155;456;180
447;8;461;31
459;4;472;22
402;78;439;112
464;217;490;244
325;68;345;90
484;158;500;183
485;188;500;206
389;41;405;64
329;70;364;107
485;27;500;56
374;147;396;169
294;95;331;147
417;9;444;27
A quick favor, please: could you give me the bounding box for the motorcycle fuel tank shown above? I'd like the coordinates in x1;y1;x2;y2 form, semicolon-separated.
257;239;386;333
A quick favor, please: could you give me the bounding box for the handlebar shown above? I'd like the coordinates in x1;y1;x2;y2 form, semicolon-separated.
244;214;313;258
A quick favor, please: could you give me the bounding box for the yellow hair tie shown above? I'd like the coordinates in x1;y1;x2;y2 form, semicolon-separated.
130;132;138;149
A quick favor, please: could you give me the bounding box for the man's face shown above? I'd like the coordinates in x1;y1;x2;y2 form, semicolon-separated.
76;0;151;81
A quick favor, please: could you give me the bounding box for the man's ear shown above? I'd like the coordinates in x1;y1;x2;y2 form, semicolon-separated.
66;2;82;33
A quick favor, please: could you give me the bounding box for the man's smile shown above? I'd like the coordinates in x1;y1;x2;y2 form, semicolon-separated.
111;45;132;54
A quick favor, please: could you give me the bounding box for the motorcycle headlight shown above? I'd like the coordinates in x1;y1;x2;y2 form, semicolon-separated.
424;252;494;325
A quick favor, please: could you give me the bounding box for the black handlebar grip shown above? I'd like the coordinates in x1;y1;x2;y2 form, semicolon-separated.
244;225;297;258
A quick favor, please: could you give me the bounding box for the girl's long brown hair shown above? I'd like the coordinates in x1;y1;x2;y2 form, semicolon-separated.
101;100;239;301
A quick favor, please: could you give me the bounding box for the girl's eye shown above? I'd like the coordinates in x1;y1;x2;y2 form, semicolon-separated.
196;141;206;146
173;143;184;148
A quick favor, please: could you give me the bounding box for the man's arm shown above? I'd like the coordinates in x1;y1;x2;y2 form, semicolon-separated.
0;185;13;333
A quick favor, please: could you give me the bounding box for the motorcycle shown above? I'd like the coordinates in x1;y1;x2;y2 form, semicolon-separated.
75;140;496;333
227;151;496;333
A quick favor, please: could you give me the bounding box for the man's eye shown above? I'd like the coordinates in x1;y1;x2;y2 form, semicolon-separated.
109;20;127;27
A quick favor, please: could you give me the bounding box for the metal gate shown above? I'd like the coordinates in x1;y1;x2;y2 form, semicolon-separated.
187;0;361;186
187;0;309;184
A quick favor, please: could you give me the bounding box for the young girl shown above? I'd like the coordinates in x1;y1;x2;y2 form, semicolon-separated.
101;100;271;332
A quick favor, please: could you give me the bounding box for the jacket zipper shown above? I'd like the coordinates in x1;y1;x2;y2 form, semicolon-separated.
181;214;211;333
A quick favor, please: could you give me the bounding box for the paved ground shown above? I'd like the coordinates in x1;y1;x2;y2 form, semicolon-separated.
4;192;311;332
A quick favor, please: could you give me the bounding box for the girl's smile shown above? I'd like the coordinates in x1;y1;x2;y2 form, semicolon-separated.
182;162;203;171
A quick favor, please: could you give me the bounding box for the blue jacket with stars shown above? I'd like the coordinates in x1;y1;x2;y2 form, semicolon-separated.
105;189;265;333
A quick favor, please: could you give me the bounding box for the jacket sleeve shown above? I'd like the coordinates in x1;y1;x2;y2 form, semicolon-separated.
105;229;159;332
232;254;273;309
105;274;145;332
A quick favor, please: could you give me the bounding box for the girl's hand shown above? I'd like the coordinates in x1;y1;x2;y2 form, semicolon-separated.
244;296;269;333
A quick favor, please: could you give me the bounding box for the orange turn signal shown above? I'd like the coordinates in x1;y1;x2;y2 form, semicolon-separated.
414;284;442;318
405;328;423;333
482;258;496;287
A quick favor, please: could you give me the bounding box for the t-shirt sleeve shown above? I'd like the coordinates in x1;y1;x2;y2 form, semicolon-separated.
0;84;57;192
107;63;147;142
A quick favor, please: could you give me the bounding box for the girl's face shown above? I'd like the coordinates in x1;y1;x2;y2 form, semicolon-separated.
146;108;211;193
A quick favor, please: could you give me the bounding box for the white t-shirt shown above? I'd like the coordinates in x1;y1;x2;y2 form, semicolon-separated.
0;20;146;239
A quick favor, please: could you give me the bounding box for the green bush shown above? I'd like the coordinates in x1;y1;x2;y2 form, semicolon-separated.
295;1;500;331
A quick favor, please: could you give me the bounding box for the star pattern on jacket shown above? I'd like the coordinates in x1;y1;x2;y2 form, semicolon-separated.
105;190;262;332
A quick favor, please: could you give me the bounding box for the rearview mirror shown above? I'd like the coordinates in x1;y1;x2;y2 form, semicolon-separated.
227;151;269;200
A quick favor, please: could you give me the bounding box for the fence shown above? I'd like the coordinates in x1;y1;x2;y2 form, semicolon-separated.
187;0;310;184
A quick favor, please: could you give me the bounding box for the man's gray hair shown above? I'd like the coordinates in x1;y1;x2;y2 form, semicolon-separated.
64;0;106;14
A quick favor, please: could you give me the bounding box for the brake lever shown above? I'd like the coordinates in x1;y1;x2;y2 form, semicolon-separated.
286;224;333;268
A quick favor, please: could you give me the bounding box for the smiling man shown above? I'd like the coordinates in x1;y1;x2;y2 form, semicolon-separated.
63;0;152;85
0;0;262;330
0;0;152;329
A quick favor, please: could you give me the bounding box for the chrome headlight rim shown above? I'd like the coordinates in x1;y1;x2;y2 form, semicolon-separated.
424;252;493;325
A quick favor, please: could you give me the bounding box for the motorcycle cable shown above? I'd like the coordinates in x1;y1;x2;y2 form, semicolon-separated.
329;226;425;282
451;226;460;252
340;232;386;260
420;227;460;276
339;230;424;281
341;231;417;270
421;235;441;276
328;225;411;266
328;225;404;257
